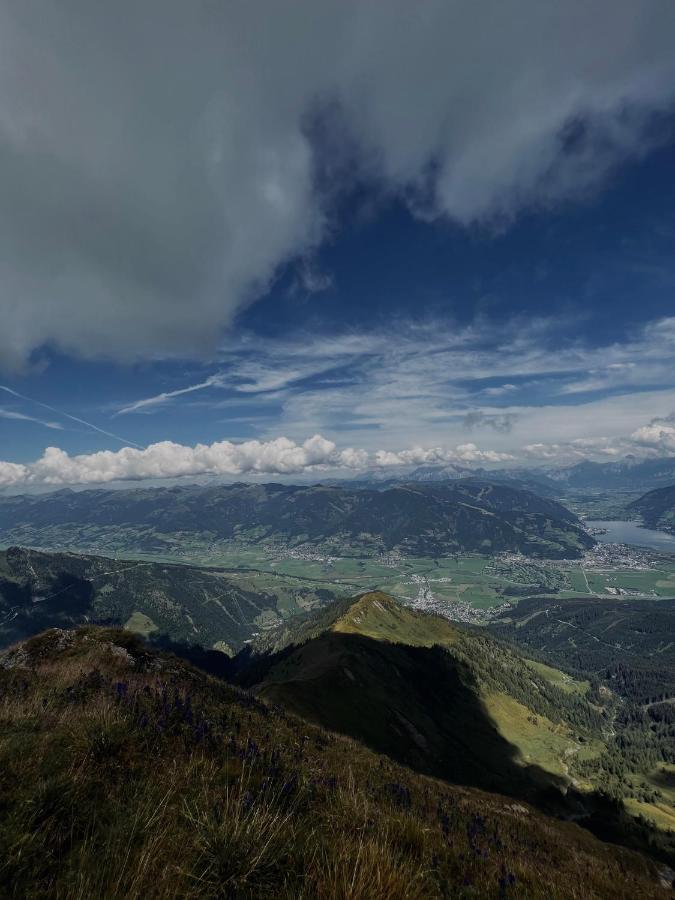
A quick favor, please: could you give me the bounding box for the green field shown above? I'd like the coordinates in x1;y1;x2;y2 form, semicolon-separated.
176;548;675;613
624;764;675;831
523;658;590;695
484;692;597;780
4;531;675;618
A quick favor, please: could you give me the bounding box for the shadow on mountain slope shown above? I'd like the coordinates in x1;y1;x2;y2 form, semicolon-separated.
239;631;567;802
147;632;239;679
0;572;94;644
141;628;675;867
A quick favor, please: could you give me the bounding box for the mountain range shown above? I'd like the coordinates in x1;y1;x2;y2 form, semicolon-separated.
0;479;593;559
546;457;675;492
339;464;561;497
1;534;674;888
342;456;675;495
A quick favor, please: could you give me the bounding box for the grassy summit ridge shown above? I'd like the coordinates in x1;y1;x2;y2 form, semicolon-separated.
0;626;668;898
243;591;675;864
330;590;461;644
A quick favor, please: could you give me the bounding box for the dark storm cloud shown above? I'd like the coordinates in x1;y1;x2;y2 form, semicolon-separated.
1;0;674;369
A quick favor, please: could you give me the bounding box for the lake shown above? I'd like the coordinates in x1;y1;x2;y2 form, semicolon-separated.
585;519;675;551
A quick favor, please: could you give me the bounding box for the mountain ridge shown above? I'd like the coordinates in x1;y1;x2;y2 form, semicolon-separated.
241;592;603;794
548;458;675;492
0;479;593;559
239;591;675;864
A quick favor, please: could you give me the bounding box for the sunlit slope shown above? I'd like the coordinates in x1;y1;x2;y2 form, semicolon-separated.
488;594;675;837
330;590;461;644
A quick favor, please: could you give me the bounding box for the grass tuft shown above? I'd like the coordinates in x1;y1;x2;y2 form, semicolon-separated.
0;626;668;899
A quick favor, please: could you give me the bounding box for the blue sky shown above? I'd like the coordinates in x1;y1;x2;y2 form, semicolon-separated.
1;2;675;487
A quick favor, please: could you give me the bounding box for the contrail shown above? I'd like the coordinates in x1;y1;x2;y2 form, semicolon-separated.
115;373;225;416
0;385;146;450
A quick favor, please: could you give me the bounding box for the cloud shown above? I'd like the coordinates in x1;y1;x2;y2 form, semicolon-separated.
4;398;675;487
1;2;674;369
0;408;62;430
208;314;675;452
523;443;563;461
463;410;519;433
631;414;675;453
523;438;624;461
522;422;675;464
98;311;675;468
371;444;513;468
0;434;513;487
290;258;334;296
117;357;342;414
454;444;515;464
483;384;518;397
0;461;29;486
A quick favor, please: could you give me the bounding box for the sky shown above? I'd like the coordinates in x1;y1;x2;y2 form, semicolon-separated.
1;1;675;488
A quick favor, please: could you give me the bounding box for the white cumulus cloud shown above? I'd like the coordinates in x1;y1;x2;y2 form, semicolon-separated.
0;461;29;486
631;418;675;453
372;444;513;468
0;435;516;487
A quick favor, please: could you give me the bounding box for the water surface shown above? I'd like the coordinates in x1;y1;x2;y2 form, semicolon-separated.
585;519;675;551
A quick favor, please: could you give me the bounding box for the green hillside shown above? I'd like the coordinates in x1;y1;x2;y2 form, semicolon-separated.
0;626;669;899
488;595;675;703
0;546;338;652
629;485;675;534
488;595;675;831
241;592;675;861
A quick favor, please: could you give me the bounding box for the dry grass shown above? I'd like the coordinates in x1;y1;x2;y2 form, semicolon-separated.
0;626;669;899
